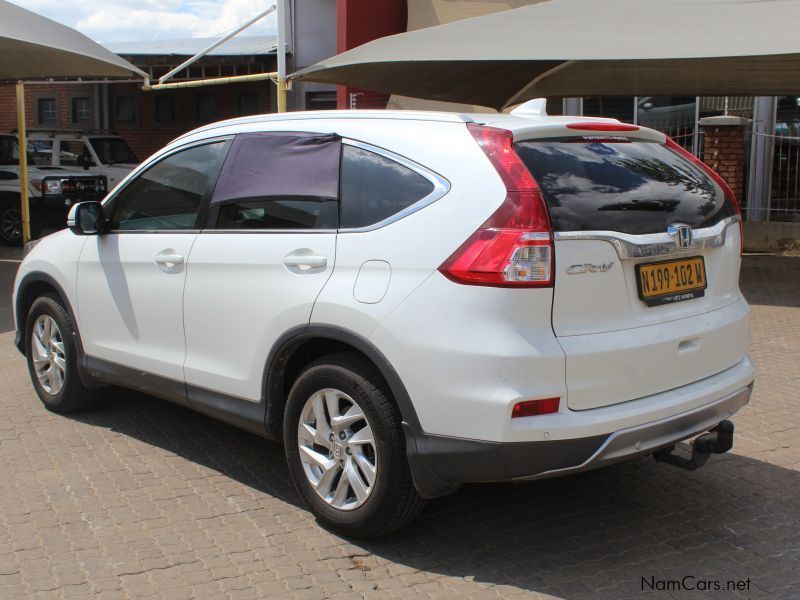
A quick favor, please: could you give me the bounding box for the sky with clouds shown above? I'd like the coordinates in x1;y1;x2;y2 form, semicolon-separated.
11;0;278;43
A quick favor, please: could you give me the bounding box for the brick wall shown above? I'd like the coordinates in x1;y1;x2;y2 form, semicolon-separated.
108;81;274;160
0;79;275;161
700;117;748;203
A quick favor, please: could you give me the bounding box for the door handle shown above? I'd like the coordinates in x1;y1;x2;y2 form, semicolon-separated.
154;253;184;267
283;254;327;269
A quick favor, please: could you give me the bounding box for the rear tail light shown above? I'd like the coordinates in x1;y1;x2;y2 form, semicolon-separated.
438;124;553;287
665;137;743;253
511;397;560;418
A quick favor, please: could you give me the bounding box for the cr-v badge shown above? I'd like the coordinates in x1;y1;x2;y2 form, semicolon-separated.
566;262;615;274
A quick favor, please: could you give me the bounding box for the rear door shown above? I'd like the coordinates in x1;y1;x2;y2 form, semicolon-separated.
182;132;340;403
515;135;748;410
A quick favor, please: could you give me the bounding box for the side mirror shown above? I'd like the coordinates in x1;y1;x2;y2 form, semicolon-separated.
642;101;654;110
67;202;106;236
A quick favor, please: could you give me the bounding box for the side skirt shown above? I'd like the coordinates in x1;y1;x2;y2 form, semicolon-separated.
84;356;269;438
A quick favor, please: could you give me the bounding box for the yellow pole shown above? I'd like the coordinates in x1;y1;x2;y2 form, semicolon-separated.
16;81;31;244
277;77;287;113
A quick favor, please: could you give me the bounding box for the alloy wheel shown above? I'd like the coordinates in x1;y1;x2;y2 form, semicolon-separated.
297;388;377;511
31;315;66;395
0;206;21;243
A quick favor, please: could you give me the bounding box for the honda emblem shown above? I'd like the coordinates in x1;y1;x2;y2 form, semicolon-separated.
668;224;693;250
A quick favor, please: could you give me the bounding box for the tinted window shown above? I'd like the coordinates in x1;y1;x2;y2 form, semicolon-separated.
210;132;341;230
27;140;53;166
59;140;94;167
514;139;735;234
0;137;19;165
340;145;434;228
217;199;337;230
110;142;227;231
89;138;138;165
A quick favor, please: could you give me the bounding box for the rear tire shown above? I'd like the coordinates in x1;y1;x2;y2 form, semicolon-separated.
284;352;425;538
0;197;21;246
25;294;100;414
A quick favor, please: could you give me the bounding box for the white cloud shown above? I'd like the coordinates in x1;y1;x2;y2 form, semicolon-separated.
11;0;277;43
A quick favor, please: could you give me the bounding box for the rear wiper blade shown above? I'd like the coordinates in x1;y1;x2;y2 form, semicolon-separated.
598;199;679;212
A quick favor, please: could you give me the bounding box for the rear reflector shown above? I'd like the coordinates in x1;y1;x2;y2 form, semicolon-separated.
438;124;554;287
566;122;640;132
512;397;560;418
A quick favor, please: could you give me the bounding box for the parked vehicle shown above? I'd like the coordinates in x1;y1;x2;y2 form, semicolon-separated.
0;134;107;245
12;106;754;537
26;130;138;188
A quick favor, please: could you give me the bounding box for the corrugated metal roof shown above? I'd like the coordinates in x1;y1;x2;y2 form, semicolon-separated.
106;35;277;57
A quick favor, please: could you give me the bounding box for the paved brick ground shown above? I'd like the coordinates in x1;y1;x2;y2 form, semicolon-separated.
1;246;798;599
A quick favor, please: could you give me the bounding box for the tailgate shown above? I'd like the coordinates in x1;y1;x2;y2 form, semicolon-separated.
515;134;747;409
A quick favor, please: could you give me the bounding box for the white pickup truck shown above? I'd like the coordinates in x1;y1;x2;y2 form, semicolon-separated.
0;134;108;245
26;131;139;189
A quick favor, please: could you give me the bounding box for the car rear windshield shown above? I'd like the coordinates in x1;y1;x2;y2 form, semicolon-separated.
514;138;735;234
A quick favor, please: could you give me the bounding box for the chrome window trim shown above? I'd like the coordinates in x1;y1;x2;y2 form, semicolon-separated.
201;229;337;235
553;215;740;260
337;138;451;233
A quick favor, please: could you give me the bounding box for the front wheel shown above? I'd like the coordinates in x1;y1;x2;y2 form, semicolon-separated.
284;353;425;538
25;294;100;413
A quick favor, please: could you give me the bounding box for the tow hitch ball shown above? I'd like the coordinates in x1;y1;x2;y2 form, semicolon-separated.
653;420;734;471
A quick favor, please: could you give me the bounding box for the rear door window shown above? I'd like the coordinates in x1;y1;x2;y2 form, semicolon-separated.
514;139;735;234
340;145;435;229
209;132;341;230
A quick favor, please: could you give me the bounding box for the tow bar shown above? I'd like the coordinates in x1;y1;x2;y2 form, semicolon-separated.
653;420;734;471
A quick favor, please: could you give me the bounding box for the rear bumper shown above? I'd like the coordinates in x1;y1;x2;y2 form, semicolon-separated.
407;359;753;498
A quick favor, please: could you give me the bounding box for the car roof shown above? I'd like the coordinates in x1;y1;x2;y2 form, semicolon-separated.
175;109;666;145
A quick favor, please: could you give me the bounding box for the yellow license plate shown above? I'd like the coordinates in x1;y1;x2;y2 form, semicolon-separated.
636;256;707;306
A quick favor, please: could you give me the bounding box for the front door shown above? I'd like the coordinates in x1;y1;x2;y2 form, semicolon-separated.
76;141;229;394
182;131;342;403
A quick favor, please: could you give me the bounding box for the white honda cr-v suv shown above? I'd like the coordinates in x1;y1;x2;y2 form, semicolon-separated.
13;104;755;537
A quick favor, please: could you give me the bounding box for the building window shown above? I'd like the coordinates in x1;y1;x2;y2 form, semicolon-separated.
115;96;136;123
155;95;176;122
237;93;259;115
71;97;92;124
37;98;57;125
196;95;217;122
305;91;337;111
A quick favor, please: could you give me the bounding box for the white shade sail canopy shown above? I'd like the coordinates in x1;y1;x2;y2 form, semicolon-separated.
292;0;800;110
0;0;146;80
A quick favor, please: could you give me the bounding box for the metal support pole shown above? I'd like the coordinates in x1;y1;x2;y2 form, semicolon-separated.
16;81;31;244
563;97;582;116
276;0;287;112
692;96;701;157
747;96;777;222
158;4;277;84
144;71;278;91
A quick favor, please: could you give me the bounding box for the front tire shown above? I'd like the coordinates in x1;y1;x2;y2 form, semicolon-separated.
25;294;100;413
0;198;22;246
284;353;425;538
